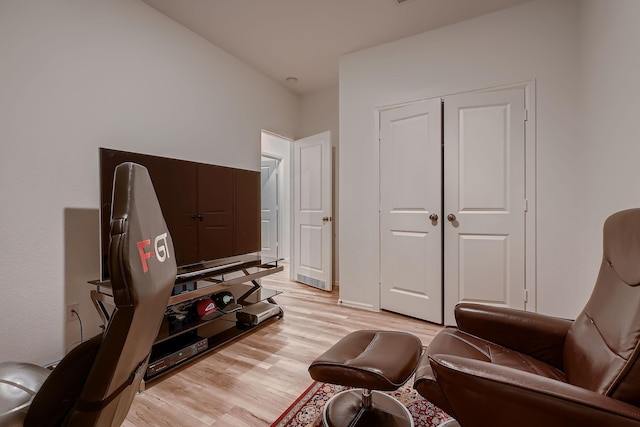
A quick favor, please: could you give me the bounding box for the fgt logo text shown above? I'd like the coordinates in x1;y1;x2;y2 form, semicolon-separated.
137;233;170;273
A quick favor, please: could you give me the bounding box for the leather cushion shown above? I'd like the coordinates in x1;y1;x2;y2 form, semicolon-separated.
563;209;640;405
603;208;640;286
309;330;422;391
415;327;566;416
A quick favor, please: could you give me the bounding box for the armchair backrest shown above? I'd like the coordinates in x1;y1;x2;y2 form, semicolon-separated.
24;163;176;426
564;208;640;406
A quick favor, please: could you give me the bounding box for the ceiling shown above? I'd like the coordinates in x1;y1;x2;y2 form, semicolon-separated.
141;0;531;96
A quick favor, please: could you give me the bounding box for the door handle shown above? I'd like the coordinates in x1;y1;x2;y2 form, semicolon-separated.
429;214;438;222
322;216;332;223
447;214;457;222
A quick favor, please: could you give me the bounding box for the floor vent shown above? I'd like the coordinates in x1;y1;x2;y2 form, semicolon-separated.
297;274;327;290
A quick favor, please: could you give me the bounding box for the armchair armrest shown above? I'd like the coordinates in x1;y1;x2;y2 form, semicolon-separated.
429;354;640;427
454;303;573;369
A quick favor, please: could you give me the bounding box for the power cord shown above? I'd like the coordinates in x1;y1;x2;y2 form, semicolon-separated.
43;310;85;370
71;309;84;343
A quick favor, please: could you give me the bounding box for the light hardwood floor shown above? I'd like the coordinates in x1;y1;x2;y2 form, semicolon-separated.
123;263;443;427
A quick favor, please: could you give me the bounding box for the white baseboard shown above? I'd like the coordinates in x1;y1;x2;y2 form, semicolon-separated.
337;299;377;312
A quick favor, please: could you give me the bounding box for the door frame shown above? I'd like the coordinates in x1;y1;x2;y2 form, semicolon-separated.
261;155;281;259
293;131;333;291
375;81;537;318
261;130;292;265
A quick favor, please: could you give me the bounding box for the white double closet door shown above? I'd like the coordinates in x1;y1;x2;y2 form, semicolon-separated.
380;88;527;325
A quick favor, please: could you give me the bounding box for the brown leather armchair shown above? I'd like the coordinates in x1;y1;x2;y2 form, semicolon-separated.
415;208;640;426
0;162;177;427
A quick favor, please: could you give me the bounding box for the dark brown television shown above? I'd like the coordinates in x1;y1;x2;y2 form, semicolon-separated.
99;148;261;283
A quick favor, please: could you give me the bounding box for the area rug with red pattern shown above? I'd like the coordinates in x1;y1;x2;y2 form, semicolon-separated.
270;379;452;427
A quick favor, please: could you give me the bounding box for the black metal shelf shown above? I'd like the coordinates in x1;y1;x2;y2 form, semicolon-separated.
155;283;282;344
88;255;284;384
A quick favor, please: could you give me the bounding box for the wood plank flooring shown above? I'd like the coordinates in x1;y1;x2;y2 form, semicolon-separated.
123;262;443;427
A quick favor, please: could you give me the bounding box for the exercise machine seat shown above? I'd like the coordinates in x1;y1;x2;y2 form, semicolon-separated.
414;208;640;426
0;162;176;427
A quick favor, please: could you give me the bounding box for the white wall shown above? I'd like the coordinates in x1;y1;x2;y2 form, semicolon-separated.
576;0;640;287
298;86;341;284
0;0;298;364
298;86;339;141
339;0;589;318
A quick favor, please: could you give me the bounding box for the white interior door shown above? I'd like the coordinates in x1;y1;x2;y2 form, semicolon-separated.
261;158;279;259
380;99;443;323
293;131;332;291
443;88;526;325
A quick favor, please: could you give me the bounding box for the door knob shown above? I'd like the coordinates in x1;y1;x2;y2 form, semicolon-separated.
322;216;332;223
429;214;438;222
447;214;457;222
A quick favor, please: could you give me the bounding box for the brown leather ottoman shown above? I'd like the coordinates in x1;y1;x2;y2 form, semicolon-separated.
308;330;422;427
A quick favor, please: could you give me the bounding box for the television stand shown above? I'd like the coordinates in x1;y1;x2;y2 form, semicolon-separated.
88;254;283;383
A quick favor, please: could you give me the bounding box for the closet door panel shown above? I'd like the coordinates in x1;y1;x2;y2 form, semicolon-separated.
380;99;442;323
444;88;526;325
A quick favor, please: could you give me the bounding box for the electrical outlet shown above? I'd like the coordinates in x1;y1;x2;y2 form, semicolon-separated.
66;302;79;322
